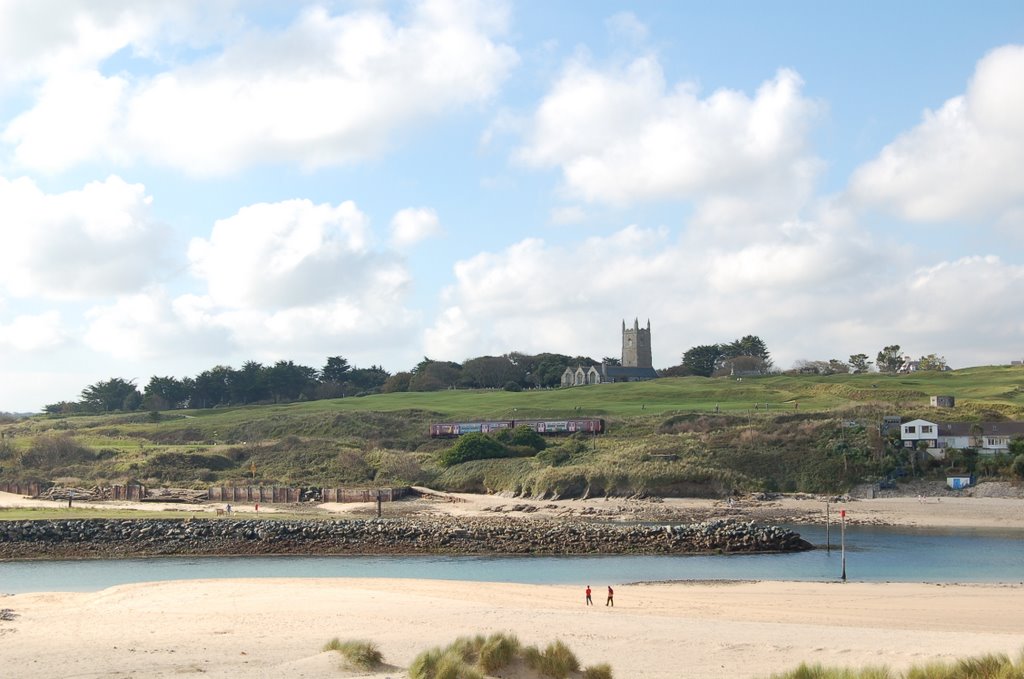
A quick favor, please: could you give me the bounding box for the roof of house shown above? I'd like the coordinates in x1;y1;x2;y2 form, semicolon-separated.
936;422;1024;437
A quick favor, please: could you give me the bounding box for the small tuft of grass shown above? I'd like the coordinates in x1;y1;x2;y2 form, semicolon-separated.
321;638;383;669
583;663;615;679
523;639;580;679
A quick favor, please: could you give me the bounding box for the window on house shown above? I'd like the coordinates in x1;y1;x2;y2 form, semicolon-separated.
921;425;933;433
905;426;916;434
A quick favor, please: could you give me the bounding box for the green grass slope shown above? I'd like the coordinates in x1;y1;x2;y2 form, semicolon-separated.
2;366;1023;497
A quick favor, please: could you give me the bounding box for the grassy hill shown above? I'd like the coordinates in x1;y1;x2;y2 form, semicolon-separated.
2;366;1023;497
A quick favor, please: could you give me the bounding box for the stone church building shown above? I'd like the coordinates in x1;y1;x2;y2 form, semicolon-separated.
560;319;659;387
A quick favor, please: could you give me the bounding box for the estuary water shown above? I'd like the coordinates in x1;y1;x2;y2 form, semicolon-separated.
2;525;1022;594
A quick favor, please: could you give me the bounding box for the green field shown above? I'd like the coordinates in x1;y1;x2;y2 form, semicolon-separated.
2;366;1023;498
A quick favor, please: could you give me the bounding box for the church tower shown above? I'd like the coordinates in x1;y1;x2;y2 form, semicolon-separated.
621;318;653;369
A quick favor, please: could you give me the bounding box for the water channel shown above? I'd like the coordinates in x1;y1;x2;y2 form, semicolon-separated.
2;525;1022;594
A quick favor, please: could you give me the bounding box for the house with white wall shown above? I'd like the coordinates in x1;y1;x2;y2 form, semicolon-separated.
900;419;938;449
900;419;1024;454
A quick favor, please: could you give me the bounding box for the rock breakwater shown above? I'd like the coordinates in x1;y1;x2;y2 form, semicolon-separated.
0;517;812;560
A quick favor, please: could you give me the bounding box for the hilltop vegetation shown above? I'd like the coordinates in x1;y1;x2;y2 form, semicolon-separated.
3;366;1024;498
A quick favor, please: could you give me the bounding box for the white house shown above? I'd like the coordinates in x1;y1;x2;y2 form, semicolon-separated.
900;419;939;449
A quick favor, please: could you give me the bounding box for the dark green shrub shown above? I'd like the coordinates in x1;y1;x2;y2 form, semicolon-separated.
503;381;522;392
20;434;95;468
439;433;506;467
495;426;546;451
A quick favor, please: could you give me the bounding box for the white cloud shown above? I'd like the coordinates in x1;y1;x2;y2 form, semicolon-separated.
187;199;402;310
516;55;822;218
0;311;66;352
849;45;1024;222
2;1;518;175
0;1;226;87
172;197;421;360
549;205;587;225
605;12;648;44
2;69;127;171
390;207;442;248
0;175;168;299
83;289;229;361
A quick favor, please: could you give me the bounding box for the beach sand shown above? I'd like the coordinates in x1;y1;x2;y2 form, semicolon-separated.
3;578;1024;678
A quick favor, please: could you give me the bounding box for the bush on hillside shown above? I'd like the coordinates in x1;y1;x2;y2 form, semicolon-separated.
495;425;546;451
20;434;95;468
439;433;508;467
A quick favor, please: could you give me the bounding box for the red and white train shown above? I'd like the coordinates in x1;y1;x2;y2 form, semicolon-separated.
429;418;605;438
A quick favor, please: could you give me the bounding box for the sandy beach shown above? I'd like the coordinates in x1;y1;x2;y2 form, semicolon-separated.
3;578;1024;678
3;488;1024;677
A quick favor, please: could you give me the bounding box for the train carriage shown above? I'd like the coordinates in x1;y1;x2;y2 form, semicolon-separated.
430;418;604;438
429;420;514;438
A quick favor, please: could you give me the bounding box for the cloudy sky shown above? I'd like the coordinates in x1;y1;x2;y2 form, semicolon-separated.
2;1;1023;412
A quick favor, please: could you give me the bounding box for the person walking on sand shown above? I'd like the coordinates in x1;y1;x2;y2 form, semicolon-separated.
585;585;593;605
606;586;614;607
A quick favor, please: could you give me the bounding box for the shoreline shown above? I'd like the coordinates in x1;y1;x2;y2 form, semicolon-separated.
3;578;1024;678
4;482;1024;529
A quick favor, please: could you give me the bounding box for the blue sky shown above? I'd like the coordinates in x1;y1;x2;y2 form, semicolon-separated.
1;0;1023;412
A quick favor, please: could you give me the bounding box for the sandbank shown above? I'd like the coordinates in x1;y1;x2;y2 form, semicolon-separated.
3;578;1024;678
5;486;1024;531
323;486;1024;530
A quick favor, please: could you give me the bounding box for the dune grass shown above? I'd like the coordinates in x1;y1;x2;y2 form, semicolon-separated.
321;638;383;669
770;650;1024;679
408;633;611;679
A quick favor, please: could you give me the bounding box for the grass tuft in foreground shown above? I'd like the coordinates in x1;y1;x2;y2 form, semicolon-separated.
321;638;383;669
409;632;610;679
771;650;1024;679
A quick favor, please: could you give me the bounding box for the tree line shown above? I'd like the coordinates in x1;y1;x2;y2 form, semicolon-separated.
789;345;948;376
44;352;604;414
663;337;948;378
45;358;389;414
